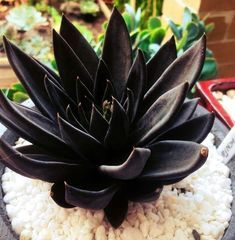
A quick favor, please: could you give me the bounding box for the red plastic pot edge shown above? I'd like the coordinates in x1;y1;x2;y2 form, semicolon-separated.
196;78;235;129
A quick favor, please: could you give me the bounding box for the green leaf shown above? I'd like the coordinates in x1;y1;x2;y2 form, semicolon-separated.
205;23;215;34
182;7;192;27
176;31;188;51
12;83;27;93
13;92;29;103
168;20;182;39
150;28;165;44
148;43;161;57
200;58;218;80
148;17;161;30
135;8;142;27
123;12;133;32
186;22;199;42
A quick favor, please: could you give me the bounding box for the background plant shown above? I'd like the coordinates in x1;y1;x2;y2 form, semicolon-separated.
96;4;167;60
6;4;47;32
2;83;28;103
168;7;217;80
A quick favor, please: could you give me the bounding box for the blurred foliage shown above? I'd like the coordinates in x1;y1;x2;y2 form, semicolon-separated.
115;0;164;19
123;4;166;59
1;1;218;103
18;35;53;66
35;2;61;28
6;4;46;31
2;83;28;103
0;23;16;51
168;7;217;80
79;0;100;16
96;4;167;60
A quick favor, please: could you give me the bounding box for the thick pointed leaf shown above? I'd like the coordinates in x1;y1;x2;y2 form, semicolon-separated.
126;88;134;119
104;97;129;151
3;37;56;120
58;115;106;164
44;76;77;118
126;49;146;122
104;190;128;228
99;148;150;180
66;105;87;132
168;98;199;128
0;92;71;155
51;182;74;208
143;35;206;111
60;15;99;78
146;36;177;90
139;141;208;181
0;139;85;182
65;182;118;210
34;58;62;87
76;77;94;109
53;30;93;99
158;113;214;143
78;102;89;129
102;8;132;100
89;105;109;142
13;102;59;136
16;144;47;154
128;186;162;202
102;80;116;103
132;83;188;146
94;59;112;106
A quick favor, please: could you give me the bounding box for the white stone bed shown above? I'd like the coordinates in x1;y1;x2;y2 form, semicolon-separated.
213;90;235;121
1;134;233;240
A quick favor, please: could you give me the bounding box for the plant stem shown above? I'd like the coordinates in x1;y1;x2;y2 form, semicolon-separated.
153;0;157;16
97;0;111;19
130;0;136;11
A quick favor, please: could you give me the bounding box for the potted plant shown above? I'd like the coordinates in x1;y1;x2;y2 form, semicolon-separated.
0;8;233;240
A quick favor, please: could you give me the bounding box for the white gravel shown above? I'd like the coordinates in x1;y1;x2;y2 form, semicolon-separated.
213;90;235;121
1;134;233;240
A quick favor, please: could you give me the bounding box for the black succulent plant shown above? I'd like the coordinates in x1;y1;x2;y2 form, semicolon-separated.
0;8;214;228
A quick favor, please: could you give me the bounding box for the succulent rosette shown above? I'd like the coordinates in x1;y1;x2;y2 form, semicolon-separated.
0;8;214;227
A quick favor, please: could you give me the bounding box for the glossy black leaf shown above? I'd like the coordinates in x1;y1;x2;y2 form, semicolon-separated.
128;186;162;202
143;35;206;112
34;58;62;87
139;141;208;181
104;190;128;228
126;49;146;122
99;148;150;180
146;36;177;90
53;30;93;99
158;113;215;143
168;98;199;128
102;7;132;100
65;182;118;210
0;91;71;156
0;139;84;182
58;115;106;164
89;105;109;142
51;182;74;208
104;97;129;151
60;15;99;79
94;59;112;106
44;76;77;118
132;82;188;145
3;37;56;120
66;105;87;132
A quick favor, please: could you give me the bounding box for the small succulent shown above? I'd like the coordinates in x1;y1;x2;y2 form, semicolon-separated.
6;4;47;32
168;7;217;80
0;8;214;228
